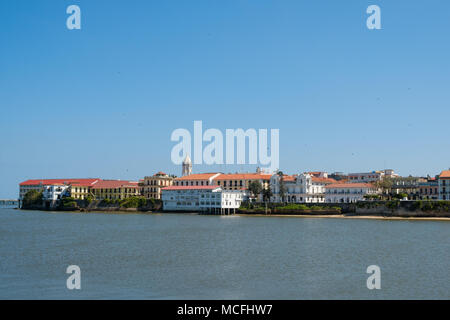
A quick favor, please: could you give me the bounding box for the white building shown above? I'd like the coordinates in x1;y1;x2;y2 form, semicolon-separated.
42;184;70;201
348;169;398;183
325;183;378;203
19;178;99;201
270;172;336;203
161;185;248;214
438;170;450;200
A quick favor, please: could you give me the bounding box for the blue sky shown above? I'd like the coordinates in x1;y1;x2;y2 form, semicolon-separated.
1;0;450;198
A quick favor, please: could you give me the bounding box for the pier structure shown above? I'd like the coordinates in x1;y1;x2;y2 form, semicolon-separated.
0;199;19;207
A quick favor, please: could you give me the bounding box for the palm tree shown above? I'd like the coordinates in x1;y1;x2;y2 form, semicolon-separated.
262;186;273;215
277;170;286;203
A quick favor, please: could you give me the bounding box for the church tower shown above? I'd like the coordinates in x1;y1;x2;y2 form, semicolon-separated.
182;154;192;176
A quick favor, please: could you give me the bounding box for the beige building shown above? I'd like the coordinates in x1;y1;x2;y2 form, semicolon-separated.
92;180;140;200
142;172;174;199
214;172;272;191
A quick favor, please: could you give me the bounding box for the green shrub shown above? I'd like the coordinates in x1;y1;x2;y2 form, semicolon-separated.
22;190;43;208
119;196;148;208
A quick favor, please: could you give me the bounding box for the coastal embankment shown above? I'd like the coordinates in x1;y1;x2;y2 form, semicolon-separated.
19;197;450;219
237;201;450;219
22;197;162;213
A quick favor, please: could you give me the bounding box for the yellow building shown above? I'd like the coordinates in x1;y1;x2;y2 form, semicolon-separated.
92;180;140;200
142;172;174;199
69;180;99;200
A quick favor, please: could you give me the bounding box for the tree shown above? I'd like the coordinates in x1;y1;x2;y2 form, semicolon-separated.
262;187;273;203
277;170;286;203
22;190;43;208
248;181;263;202
374;177;393;199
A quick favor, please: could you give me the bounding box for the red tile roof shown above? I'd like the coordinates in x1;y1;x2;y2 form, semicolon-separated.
162;185;220;191
175;173;220;181
312;177;336;184
91;180;139;189
216;173;272;180
280;175;296;182
326;183;375;189
440;171;450;178
20;179;99;187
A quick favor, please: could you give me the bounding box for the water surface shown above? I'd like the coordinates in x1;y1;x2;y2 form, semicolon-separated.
0;208;448;299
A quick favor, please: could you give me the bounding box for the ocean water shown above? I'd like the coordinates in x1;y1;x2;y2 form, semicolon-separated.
0;208;448;299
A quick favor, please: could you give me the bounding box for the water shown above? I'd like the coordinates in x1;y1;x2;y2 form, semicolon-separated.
0;208;448;299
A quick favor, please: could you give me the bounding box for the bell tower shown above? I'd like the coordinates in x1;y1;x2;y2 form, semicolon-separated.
182;154;192;176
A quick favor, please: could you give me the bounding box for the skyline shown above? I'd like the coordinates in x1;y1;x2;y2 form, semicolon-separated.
2;0;450;198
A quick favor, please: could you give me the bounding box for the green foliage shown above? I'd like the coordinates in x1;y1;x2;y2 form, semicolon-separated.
248;181;263;199
363;194;381;200
22;190;43;207
392;193;408;200
413;200;450;212
262;187;273;202
84;195;93;205
386;200;400;210
61;197;77;209
239;202;342;214
277;171;287;202
119;196;148;208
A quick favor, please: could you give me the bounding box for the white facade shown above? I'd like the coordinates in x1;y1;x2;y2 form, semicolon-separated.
42;185;70;201
270;173;334;203
161;186;247;213
325;183;378;203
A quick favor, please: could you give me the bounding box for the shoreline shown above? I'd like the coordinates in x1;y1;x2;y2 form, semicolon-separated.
11;208;450;221
236;213;450;221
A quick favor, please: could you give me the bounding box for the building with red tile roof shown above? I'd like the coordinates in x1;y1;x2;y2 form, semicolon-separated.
439;170;450;200
270;172;336;203
161;185;247;213
19;178;100;200
325;182;379;203
91;180;140;200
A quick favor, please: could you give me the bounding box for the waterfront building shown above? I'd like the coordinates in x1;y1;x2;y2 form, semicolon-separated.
141;172;174;199
42;184;70;201
348;169;398;183
438;170;450;200
270;172;336;203
161;185;247;214
174;173;222;187
19;178;99;200
328;172;348;181
91;180;140;200
69;180;100;200
389;176;426;200
325;183;378;203
418;178;439;200
213;172;272;192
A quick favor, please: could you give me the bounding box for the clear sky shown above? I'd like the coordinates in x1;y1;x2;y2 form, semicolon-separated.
1;0;450;198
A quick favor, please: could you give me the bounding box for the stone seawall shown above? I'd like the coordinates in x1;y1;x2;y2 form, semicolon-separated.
240;201;450;218
308;201;450;218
